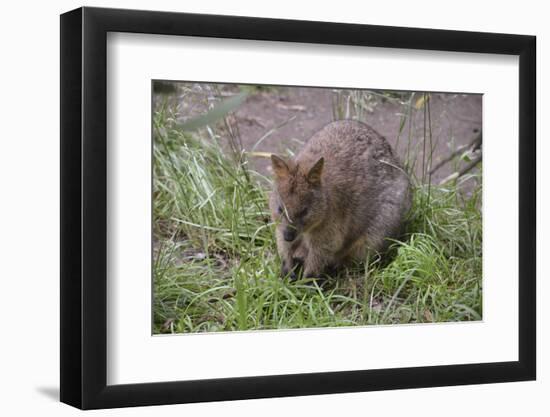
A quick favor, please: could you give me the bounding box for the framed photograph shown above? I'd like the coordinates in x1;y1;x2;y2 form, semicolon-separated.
60;6;536;410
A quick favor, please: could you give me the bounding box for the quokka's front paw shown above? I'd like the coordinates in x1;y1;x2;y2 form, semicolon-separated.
303;264;336;281
280;262;293;279
292;257;304;271
303;270;320;280
280;258;304;281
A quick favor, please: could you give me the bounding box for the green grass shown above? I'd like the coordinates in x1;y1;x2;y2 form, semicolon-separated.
152;90;482;334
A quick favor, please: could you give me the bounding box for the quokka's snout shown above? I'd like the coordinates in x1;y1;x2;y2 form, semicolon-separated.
270;120;411;280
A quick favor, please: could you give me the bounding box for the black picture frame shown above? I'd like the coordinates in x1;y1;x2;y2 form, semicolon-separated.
60;6;536;410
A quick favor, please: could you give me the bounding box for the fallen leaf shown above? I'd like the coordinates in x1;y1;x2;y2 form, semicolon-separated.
424;309;434;322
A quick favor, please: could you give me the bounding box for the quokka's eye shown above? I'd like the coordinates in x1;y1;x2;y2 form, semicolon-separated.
298;208;308;217
277;205;283;214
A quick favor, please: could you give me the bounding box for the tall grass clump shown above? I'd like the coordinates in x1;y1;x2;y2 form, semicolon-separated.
153;89;482;334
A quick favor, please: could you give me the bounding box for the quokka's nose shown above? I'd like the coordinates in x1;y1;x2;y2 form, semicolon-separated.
283;228;296;242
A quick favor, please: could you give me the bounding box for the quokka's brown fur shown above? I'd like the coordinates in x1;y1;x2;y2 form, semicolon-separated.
269;119;411;279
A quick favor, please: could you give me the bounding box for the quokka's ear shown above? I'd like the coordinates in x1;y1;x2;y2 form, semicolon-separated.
307;157;324;185
271;154;290;179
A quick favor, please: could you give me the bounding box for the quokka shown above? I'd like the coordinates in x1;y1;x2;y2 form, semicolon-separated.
269;119;411;279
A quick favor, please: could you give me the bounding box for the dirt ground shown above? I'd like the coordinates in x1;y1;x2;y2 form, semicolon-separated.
160;83;482;184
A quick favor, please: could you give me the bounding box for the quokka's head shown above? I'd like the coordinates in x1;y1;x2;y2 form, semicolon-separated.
269;154;327;242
